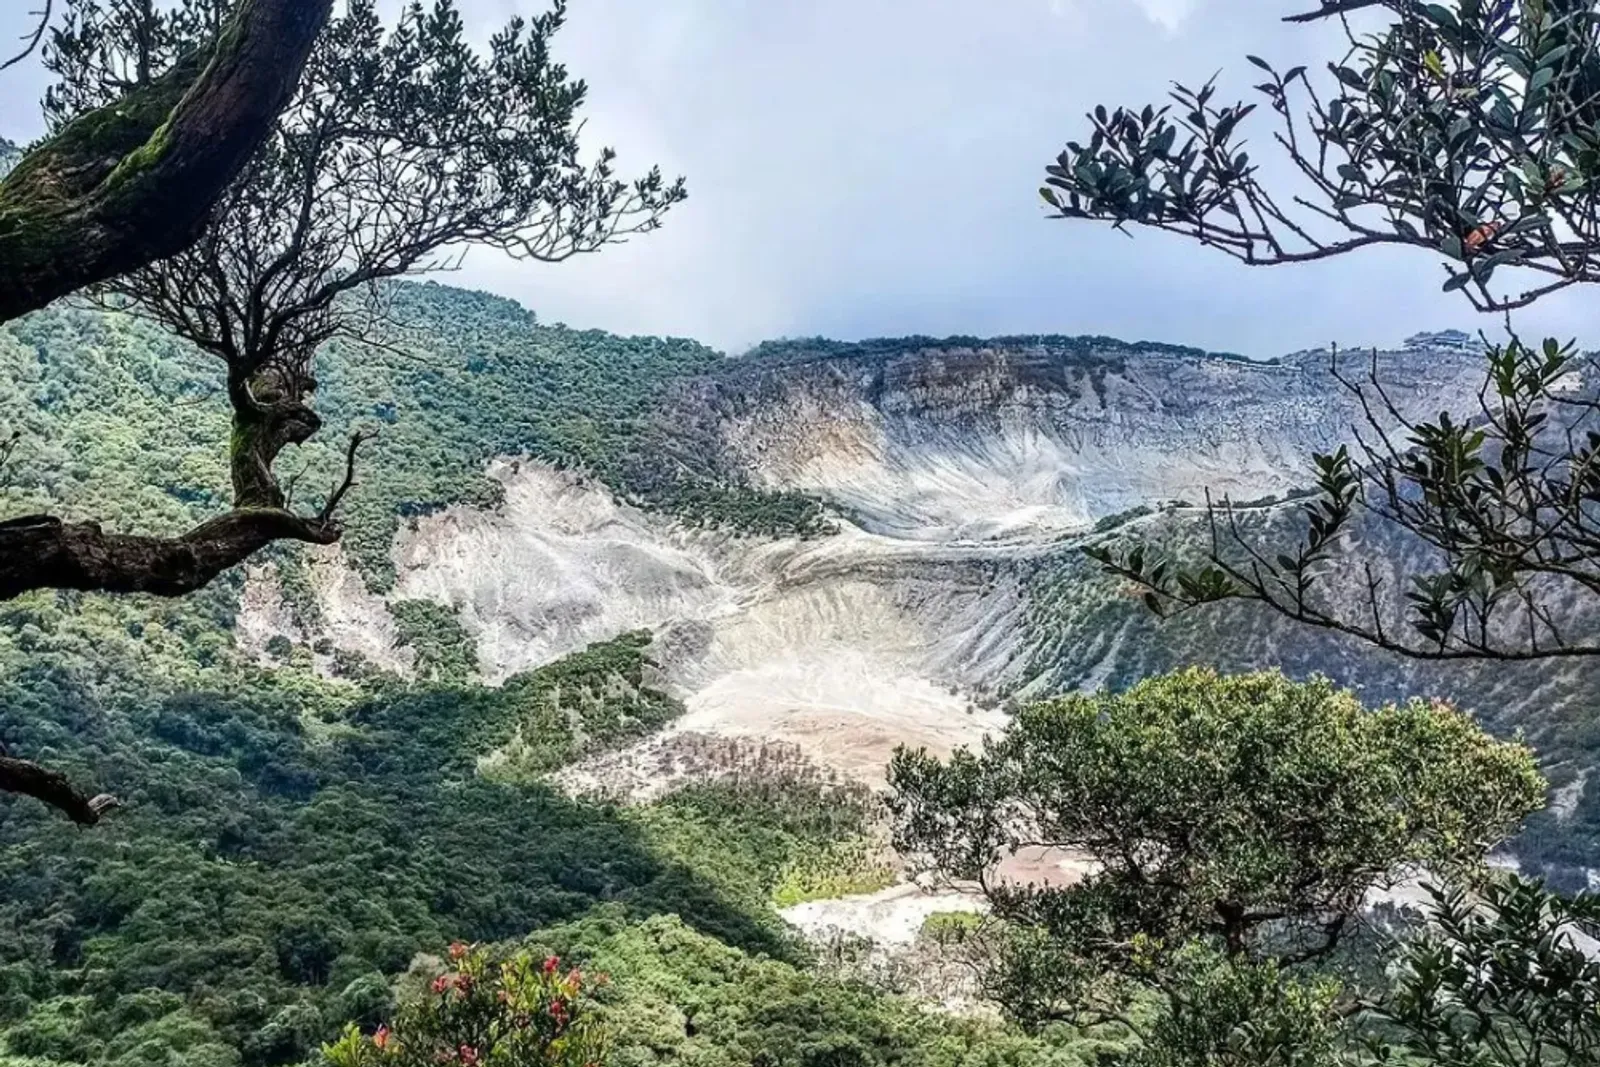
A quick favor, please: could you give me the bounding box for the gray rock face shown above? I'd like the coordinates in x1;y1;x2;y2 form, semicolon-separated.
667;337;1486;540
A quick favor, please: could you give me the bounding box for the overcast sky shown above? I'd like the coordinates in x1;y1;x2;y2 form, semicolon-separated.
6;0;1600;356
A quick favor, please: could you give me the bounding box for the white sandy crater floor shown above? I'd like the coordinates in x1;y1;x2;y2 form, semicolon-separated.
242;458;1051;791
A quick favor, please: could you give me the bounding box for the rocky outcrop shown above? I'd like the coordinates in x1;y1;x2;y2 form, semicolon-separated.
653;335;1486;540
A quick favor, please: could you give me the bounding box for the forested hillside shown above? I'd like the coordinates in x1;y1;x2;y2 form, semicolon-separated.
0;287;1107;1067
5;273;1595;1066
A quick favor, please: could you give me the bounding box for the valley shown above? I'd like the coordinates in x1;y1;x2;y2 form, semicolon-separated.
0;287;1589;1066
239;324;1500;800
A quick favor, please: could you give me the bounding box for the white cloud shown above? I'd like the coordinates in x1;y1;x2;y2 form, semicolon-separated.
3;0;1599;356
1132;0;1199;32
1050;0;1198;33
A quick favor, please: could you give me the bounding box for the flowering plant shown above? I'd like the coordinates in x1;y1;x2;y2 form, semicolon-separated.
323;943;608;1067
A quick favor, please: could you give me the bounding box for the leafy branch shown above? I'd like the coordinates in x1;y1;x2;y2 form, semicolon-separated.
1043;0;1600;312
1088;336;1600;660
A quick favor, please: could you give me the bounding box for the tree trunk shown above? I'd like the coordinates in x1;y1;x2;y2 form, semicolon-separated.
230;396;321;509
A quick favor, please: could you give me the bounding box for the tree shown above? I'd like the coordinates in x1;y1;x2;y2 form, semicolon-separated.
0;0;683;606
886;668;1543;1056
1046;0;1600;661
322;943;609;1067
0;0;334;825
1371;877;1600;1065
0;0;681;825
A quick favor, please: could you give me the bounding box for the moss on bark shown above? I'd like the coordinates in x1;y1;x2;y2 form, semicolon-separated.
0;0;331;323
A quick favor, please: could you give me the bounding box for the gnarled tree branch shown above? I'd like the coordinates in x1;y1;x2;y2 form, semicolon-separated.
0;506;345;602
0;0;332;323
0;752;117;825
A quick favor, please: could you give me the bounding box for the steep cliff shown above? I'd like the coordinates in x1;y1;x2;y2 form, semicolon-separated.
645;332;1488;539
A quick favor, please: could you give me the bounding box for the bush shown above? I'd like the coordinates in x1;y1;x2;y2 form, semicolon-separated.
322;944;607;1067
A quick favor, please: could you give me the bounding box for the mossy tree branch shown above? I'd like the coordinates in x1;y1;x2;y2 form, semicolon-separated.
0;0;332;324
0;753;118;826
0;503;346;602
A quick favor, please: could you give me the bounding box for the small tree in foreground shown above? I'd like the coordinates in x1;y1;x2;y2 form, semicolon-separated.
1374;877;1600;1065
1046;0;1600;661
887;668;1544;1059
323;943;609;1067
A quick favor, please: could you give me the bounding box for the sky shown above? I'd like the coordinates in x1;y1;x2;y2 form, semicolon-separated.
5;0;1600;357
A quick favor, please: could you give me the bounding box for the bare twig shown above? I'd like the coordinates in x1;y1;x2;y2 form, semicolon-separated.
1;1;52;72
318;427;377;523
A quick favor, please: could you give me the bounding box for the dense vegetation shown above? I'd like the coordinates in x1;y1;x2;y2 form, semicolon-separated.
1022;507;1600;888
0;286;1105;1067
0;599;1036;1066
888;668;1558;1065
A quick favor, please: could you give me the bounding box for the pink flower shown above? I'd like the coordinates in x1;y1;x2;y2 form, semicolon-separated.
542;955;560;975
458;1046;479;1067
431;974;453;995
448;941;469;961
372;1026;391;1051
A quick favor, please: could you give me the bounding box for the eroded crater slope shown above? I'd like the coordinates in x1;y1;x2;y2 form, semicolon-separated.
243;330;1503;804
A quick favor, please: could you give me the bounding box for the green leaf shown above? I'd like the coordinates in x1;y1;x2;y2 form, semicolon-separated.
1331;65;1365;90
1423;2;1459;29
